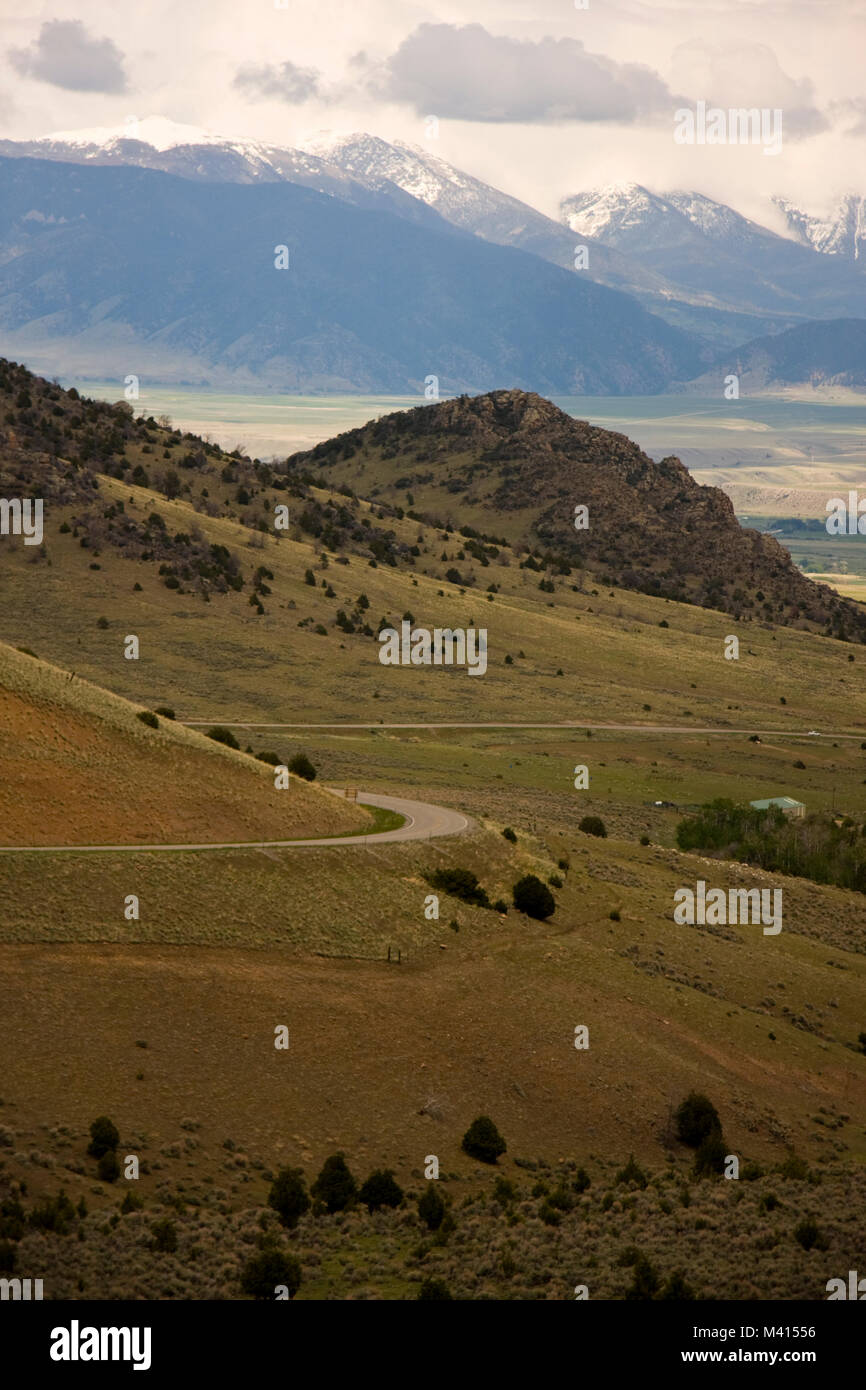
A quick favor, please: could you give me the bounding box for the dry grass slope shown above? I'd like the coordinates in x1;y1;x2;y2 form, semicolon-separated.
0;641;369;845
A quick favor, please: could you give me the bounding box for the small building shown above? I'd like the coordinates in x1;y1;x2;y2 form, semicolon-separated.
749;796;806;818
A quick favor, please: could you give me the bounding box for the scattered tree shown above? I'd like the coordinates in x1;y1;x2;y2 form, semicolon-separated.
240;1249;302;1300
359;1170;403;1212
267;1167;310;1229
461;1115;506;1165
87;1116;119;1159
512;874;555;920
311;1154;357;1213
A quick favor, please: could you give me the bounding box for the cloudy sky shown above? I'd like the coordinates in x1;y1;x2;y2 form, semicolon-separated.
1;0;864;224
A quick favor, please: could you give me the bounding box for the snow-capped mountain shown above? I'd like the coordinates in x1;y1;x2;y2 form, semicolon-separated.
0;119;682;312
0;152;707;393
559;182;866;332
773;194;866;262
297;134;700;320
561;183;779;252
5;119;866;347
300;130;558;245
0;119;448;229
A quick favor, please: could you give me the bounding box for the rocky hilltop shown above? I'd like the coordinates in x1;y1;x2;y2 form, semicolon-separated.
288;389;866;640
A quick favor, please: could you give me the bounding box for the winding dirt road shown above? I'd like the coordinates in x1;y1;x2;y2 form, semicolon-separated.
0;791;472;853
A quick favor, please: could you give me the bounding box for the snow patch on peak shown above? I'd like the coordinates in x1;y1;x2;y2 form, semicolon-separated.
39;117;279;155
773;192;866;260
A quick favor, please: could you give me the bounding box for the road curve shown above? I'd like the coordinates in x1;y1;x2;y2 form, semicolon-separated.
0;792;472;854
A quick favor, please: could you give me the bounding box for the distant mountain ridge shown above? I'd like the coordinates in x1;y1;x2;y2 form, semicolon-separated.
681;318;866;393
2;121;866;389
561;183;866;336
5;119;858;347
0;154;708;394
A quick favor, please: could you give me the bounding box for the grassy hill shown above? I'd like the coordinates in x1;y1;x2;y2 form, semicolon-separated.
0;641;369;845
1;363;865;732
285;388;866;641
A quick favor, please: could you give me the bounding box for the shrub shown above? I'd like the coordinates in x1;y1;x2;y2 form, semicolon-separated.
97;1151;121;1183
660;1270;696;1300
693;1135;727;1178
625;1253;661;1300
579;815;607;838
501;827;517;843
97;616;109;629
267;1167;310;1229
418;1277;452;1299
461;1115;506;1165
548;1183;575;1212
150;1218;178;1253
639;835;650;846
615;1155;647;1189
28;1191;76;1235
493;899;509;914
493;1176;518;1207
0;1240;15;1272
573;1168;591;1193
675;1093;722;1148
240;1249;302;1300
359;1169;403;1212
426;867;490;907
207;726;240;750
136;710;159;729
777;1154;810;1181
794;1218;826;1251
512;874;555;920
548;874;563;889
120;1191;143;1214
154;706;175;720
418;1185;446;1230
539;1200;560;1226
304;569;316;586
288;752;316;781
311;1154;357;1213
87;1116;119;1159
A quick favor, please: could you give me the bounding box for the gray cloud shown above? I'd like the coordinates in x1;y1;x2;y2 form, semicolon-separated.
233;60;321;103
669;39;828;141
377;22;674;123
9;20;127;94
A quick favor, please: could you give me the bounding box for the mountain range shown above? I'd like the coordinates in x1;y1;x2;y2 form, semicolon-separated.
561;183;866;339
0;119;865;392
0;154;706;394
